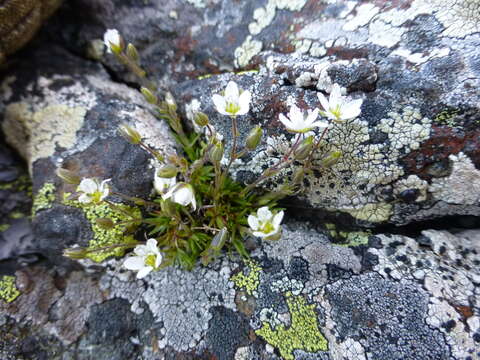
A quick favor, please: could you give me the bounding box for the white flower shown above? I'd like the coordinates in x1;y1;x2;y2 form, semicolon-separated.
279;105;329;133
248;206;284;239
212;81;251;116
317;83;363;122
154;172;176;196
163;182;196;210
103;29;121;53
123;239;162;279
77;178;110;204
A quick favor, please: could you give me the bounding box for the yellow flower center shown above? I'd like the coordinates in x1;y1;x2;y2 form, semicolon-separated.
260;221;274;234
330;105;342;120
91;191;103;204
226;102;240;115
145;254;157;268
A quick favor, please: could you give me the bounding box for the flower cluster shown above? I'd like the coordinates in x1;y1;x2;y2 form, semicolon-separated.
60;29;364;280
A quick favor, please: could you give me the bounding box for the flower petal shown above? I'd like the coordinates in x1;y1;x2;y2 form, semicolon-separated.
155;253;163;268
273;211;284;226
248;215;260;230
134;244;149;256
124;256;146;271
310;120;330;129
146;238;158;251
341;99;363;120
329;84;342;108
212;94;227;115
257;207;272;222
137;266;153;279
305;108;319;125
253;231;267;238
78;178;98;194
317;93;330;112
279;113;294;130
237;90;251;115
224;81;239;102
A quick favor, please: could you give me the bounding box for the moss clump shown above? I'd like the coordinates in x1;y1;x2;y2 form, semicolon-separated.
255;292;328;359
0;275;20;303
32;182;56;216
0;174;32;194
64;195;140;262
231;259;262;296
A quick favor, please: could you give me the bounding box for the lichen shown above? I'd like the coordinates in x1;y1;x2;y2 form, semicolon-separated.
32;182;56;216
2;103;86;171
0;174;32;194
64;195;140;262
255;292;328;359
234;36;263;68
0;275;20;303
343;202;393;223
231;259;262;296
0;224;10;232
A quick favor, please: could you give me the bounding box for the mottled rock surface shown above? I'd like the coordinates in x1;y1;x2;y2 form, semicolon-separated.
1;0;480;359
1;224;479;359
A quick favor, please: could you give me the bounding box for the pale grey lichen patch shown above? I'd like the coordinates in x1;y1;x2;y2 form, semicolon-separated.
391;47;451;65
100;258;236;352
394;175;429;202
368;20;405;48
2;103;86;172
185;0;206;9
370;230;480;359
235;36;263;68
235;0;308;68
342;3;380;32
429;152;480;205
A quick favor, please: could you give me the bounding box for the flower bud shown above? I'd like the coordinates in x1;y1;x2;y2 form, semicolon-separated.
209;142;224;163
103;29;124;55
63;247;88;259
294;136;314;160
156;165;178;178
210;227;228;251
141;87;158;105
95;218;115;229
321;150;342;167
126;43;139;62
245;125;262;150
160;199;177;216
56;168;81;185
118;124;142;144
292;168;305;184
165;92;177;111
194;112;209;127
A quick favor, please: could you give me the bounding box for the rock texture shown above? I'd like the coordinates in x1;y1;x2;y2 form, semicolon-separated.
0;0;479;359
1;224;479;359
38;0;480;226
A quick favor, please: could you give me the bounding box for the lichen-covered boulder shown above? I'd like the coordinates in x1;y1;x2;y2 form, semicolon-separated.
1;225;479;359
0;44;176;264
42;0;480;227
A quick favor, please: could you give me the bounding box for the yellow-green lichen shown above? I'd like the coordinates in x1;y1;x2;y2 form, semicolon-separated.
255;292;328;359
64;195;140;262
231;259;262;296
434;108;460;127
326;224;370;247
343;202;393;223
32;182;56;216
0;224;10;232
0;175;32;194
9;211;26;219
0;275;20;303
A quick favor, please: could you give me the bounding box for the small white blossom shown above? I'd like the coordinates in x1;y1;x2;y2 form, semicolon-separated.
248;206;284;239
103;29;121;53
123;239;162;279
212;81;251;116
317;83;363;122
279;105;329;133
77;178;110;204
163;182;196;210
154;172;176;196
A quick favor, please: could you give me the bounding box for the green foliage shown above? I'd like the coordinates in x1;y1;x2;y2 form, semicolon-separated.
32;182;56;216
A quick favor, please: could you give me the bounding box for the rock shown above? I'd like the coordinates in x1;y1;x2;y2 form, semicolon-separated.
0;0;62;63
41;0;480;226
1;223;478;359
0;44;176;264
